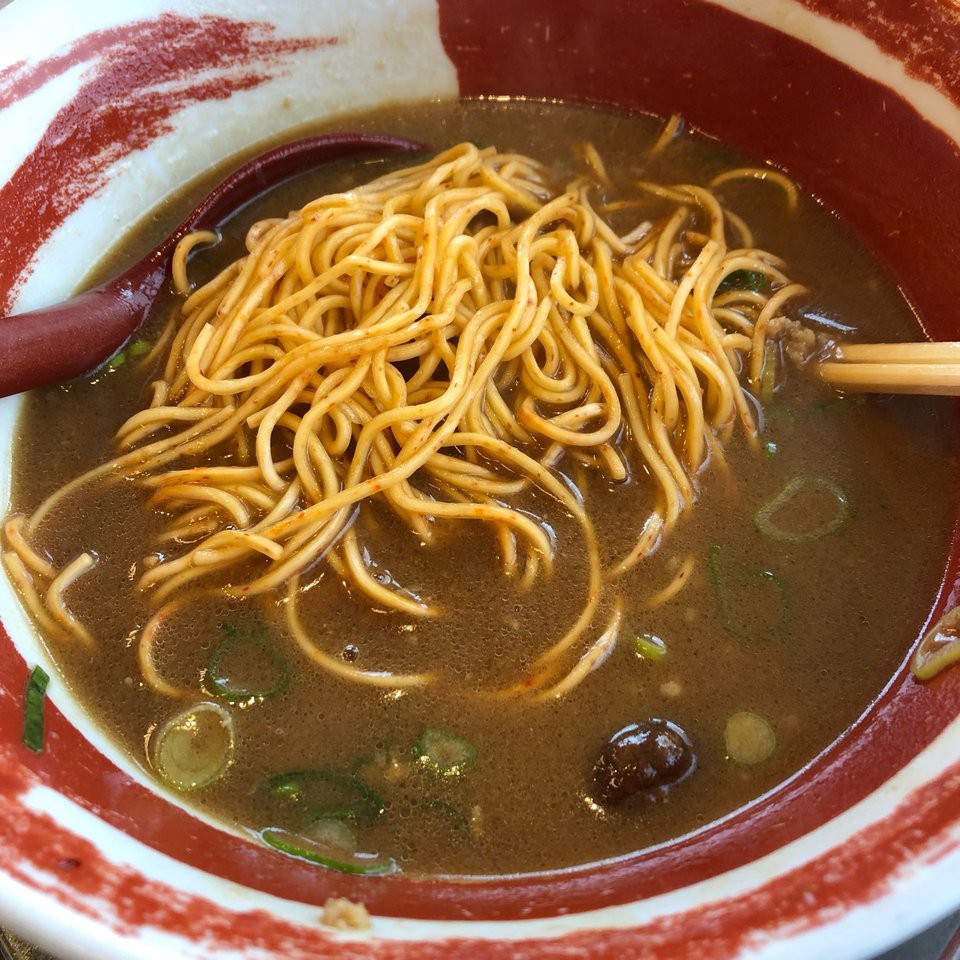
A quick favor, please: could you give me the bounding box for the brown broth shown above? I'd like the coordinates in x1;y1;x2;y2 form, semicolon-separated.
7;99;957;876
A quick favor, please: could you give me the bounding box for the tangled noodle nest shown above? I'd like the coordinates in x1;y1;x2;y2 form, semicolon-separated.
2;124;816;701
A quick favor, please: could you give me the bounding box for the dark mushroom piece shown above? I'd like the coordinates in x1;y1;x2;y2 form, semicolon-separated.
593;718;695;805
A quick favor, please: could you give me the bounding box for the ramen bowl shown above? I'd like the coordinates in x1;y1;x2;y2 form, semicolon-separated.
0;1;958;958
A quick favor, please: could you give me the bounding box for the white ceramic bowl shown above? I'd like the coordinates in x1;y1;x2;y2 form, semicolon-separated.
1;2;958;957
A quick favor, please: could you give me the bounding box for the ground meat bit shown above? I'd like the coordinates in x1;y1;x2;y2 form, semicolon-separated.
764;315;830;366
321;897;372;931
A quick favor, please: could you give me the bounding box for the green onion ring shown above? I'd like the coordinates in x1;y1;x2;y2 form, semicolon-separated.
755;476;848;543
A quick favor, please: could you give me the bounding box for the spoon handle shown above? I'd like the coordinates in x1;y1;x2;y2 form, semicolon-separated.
0;133;425;398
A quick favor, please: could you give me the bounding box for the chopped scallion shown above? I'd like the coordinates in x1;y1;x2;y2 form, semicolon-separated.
724;711;776;765
261;828;397;875
413;728;476;777
759;340;778;404
306;817;358;855
23;665;49;753
631;633;667;661
755;476;848;543
103;338;152;373
708;545;788;641
205;623;291;701
152;701;235;790
265;769;385;822
418;797;469;832
718;269;767;293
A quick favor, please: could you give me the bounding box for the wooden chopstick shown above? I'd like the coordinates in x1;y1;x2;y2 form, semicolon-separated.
817;341;960;396
834;341;960;363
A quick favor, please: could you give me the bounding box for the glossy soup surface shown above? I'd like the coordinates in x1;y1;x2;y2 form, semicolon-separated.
8;100;957;876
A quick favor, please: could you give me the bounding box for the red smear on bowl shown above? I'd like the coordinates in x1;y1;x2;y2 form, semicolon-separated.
0;13;337;310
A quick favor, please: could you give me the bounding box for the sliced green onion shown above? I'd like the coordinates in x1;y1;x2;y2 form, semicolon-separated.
306;817;358;855
718;269;767;293
764;441;778;460
631;633;667;661
103;339;151;374
759;340;778;404
205;625;291;701
413;728;476;777
418;797;469;833
755;476;849;543
348;753;373;775
152;701;234;790
265;769;385;822
357;740;414;786
708;544;788;641
912;606;960;681
724;711;776;765
261;828;397;876
23;666;49;754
